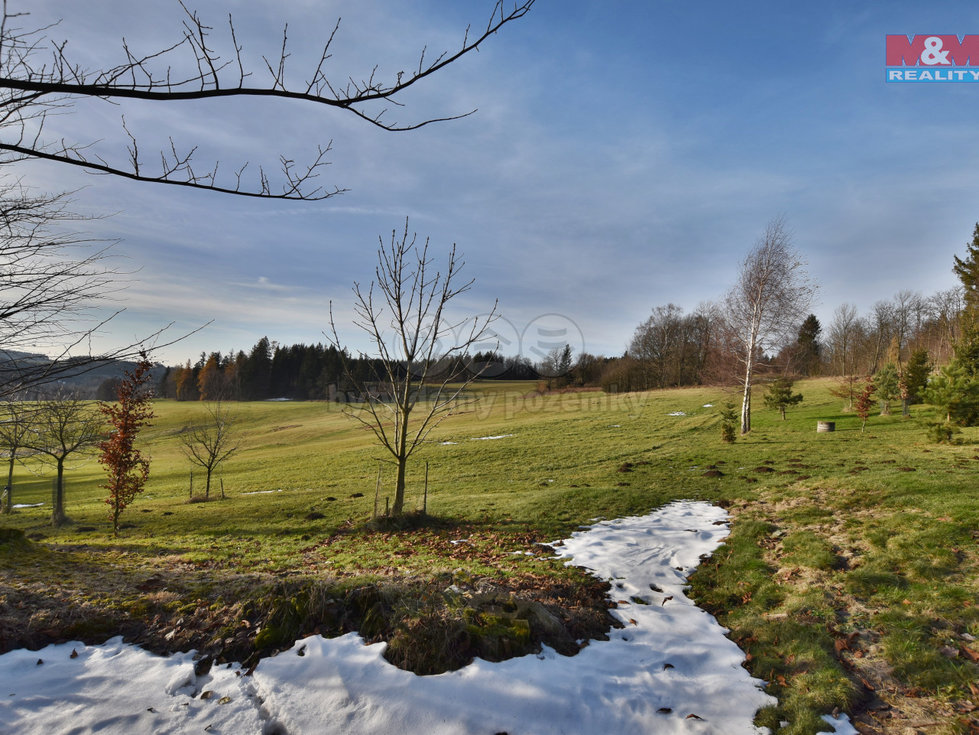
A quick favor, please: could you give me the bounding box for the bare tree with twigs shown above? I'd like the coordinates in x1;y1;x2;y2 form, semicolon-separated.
0;180;114;394
0;179;194;399
21;388;103;526
181;401;239;501
0;396;34;513
329;219;497;516
0;3;530;395
0;1;534;200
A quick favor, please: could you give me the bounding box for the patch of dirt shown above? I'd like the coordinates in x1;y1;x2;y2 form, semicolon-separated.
0;533;617;677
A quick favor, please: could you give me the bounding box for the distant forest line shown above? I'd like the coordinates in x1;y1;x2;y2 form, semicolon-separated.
142;285;961;402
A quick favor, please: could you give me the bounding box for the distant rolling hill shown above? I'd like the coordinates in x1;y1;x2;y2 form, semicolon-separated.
0;350;165;399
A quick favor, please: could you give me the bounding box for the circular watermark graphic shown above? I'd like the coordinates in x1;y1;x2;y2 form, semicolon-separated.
522;313;586;377
466;314;520;378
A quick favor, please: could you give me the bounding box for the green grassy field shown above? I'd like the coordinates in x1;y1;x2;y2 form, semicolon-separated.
1;379;977;733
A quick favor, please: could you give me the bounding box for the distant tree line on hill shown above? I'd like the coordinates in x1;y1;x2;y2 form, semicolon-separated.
607;284;963;397
154;339;547;402
153;221;979;415
153;281;966;403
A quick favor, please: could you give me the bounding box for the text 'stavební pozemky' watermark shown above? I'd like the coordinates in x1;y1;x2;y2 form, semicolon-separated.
886;35;979;82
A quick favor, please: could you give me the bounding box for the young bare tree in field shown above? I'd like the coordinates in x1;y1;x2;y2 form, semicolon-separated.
0;1;534;200
0;397;33;513
329;219;497;516
826;303;863;410
23;389;103;526
726;217;814;434
181;402;239;501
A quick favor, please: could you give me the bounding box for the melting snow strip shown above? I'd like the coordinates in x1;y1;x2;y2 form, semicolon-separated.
0;500;779;734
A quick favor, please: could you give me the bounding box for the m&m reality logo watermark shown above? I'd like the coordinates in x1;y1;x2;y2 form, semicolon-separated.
886;35;979;82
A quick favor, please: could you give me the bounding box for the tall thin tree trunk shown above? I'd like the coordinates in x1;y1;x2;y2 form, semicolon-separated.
3;450;14;514
393;395;411;515
741;319;759;435
394;457;407;515
740;364;752;434
52;459;66;526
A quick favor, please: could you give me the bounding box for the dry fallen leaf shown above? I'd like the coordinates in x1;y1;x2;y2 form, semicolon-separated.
959;647;979;663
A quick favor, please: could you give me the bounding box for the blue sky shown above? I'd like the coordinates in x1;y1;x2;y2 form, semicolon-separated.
14;1;979;364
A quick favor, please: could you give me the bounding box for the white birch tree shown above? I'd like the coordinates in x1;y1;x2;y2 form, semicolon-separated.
726;217;814;434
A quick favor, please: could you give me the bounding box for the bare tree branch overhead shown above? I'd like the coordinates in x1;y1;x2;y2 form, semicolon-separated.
0;1;534;200
0;176;210;398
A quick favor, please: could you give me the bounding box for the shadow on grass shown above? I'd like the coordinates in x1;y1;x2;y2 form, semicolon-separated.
361;511;478;534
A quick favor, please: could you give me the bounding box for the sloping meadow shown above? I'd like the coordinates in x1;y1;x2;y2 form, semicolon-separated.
2;379;977;732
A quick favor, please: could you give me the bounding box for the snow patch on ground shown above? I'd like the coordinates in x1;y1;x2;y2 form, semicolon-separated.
821;713;860;734
0;642;265;733
240;489;284;495
470;434;514;440
11;502;43;508
667;411;687;416
0;500;777;734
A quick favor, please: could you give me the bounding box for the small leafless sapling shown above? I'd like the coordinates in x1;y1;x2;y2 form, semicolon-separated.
21;388;103;525
0;396;34;513
181;401;240;501
329;219;497;516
